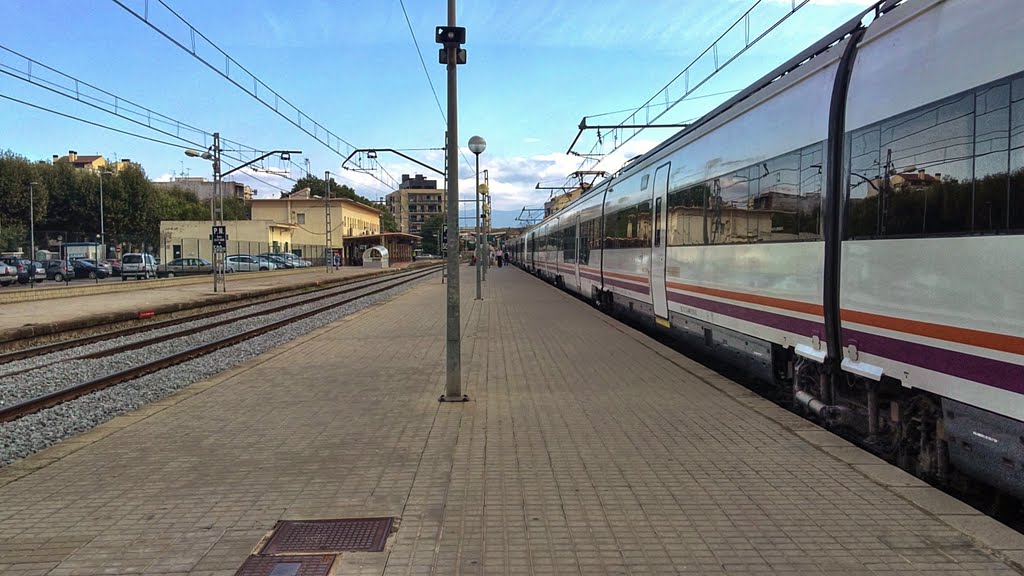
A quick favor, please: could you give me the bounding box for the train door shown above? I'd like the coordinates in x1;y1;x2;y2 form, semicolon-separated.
574;214;582;289
651;163;670;326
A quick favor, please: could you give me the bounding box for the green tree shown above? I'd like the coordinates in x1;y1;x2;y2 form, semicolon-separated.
0;151;49;253
378;204;399;232
420;212;446;254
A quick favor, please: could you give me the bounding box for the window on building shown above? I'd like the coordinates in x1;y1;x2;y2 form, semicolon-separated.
297;213;306;224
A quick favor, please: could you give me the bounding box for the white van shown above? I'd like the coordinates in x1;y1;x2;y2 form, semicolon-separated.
121;253;157;280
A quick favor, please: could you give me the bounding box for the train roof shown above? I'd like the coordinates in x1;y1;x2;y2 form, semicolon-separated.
526;0;901;233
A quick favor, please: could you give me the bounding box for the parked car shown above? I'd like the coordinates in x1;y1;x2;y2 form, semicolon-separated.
45;260;74;282
225;255;277;272
258;254;294;269
71;259;108;279
106;258;122;276
0;257;45;284
0;261;16;286
121;253;157;280
157;257;214;278
81;259;113;277
262;252;312;267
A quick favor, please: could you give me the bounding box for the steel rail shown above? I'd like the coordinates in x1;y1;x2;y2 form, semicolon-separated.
78;268;436;359
0;267;439;424
0;267;431;365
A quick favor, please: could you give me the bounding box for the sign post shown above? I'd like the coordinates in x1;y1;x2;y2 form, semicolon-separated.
210;225;227;285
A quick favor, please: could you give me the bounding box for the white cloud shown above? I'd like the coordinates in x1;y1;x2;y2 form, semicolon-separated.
523;137;542;144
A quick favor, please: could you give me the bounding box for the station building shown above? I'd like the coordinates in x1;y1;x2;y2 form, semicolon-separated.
158;194;401;265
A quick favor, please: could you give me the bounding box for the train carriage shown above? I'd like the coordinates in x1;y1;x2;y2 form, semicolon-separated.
518;0;1024;499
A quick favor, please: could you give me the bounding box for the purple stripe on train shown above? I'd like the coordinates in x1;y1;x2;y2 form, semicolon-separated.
605;276;650;295
666;291;1023;395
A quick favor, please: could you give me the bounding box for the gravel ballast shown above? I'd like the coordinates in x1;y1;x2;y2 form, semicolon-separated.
0;273;434;465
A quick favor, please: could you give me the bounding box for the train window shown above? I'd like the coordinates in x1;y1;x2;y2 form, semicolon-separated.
636;200;652;245
604;204;631;249
755;150;808;241
711;170;752;244
579;217;596;265
1010;76;1024;230
846;121;882;239
974;82;1011;232
846;92;975;238
562;223;577;263
1012;148;1024;230
667;183;709;246
797;143;824;241
641;174;650;190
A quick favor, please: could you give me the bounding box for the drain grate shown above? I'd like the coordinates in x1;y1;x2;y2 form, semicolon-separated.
234;554;335;576
260;517;394;554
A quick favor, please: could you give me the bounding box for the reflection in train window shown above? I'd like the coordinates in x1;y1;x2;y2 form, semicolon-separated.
667;183;708;246
847;74;1024;239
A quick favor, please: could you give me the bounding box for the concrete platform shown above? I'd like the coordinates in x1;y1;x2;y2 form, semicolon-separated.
0;265;417;343
0;267;1021;575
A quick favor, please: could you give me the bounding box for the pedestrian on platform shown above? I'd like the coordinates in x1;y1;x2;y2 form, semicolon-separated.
496;248;504;268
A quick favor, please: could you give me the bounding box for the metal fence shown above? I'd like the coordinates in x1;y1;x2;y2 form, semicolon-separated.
160;238;331;267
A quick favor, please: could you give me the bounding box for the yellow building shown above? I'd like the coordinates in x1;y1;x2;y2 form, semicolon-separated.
53;151;134;172
158;195;382;265
159;220;302;264
250;195;381;246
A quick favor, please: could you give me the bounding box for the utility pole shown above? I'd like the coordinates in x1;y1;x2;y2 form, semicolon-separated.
325;171;333;273
437;2;467;402
482;169;489;281
213;132;225;292
187;140;300;293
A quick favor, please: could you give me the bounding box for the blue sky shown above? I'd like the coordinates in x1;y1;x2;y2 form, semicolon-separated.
2;0;876;227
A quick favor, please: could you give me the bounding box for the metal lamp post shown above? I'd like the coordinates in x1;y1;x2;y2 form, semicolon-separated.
468;136;486;300
28;181;38;287
98;170;112;260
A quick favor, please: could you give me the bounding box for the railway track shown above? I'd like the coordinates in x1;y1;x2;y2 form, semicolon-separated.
0;266;439;425
0;267;435;366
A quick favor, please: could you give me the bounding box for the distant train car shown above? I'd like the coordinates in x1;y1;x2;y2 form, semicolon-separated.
518;0;1024;498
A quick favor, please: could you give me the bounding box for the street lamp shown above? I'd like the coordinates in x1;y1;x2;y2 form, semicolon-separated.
468;135;486;300
98;169;112;259
28;181;38;287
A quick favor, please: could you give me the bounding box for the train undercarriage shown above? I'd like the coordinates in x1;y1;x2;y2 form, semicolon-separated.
534;273;1023;523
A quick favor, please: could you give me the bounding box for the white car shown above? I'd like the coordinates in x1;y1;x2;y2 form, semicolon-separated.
121;253;157;280
225;255;277;272
0;262;16;286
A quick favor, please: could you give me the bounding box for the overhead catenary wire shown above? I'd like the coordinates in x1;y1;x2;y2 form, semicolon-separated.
0;43;298;193
110;0;360;160
570;0;815;177
0;89;289;194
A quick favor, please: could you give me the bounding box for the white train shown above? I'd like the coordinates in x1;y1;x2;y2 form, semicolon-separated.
512;0;1024;499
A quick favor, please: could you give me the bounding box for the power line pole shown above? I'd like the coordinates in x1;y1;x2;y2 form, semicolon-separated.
325;171;333;273
213;132;224;293
437;2;467;402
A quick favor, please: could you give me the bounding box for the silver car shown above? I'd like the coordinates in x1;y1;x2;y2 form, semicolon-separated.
0;262;16;286
225;255;277;272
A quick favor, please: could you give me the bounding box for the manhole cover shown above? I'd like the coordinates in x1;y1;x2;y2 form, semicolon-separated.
234;554;334;576
261;518;394;554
